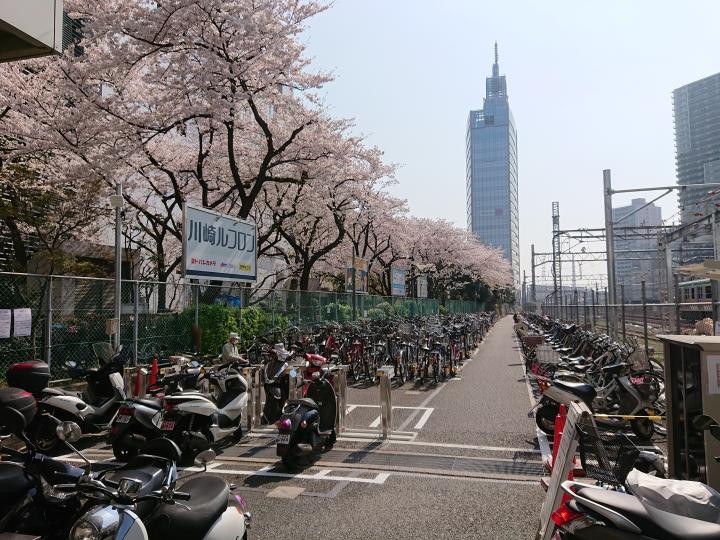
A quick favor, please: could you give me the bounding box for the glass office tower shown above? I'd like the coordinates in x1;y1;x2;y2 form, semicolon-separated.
674;72;720;224
466;44;519;289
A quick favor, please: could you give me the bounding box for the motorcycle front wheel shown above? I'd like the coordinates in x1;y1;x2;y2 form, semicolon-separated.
535;404;559;435
31;414;62;454
631;417;655;442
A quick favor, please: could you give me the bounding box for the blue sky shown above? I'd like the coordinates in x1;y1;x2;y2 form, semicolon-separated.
303;0;720;284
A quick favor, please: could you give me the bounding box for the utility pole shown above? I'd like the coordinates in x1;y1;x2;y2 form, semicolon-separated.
531;243;537;305
603;170;617;336
111;182;123;349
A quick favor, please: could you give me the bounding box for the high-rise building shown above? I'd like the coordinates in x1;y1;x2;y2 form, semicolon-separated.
613;198;662;302
466;43;519;289
674;72;720;224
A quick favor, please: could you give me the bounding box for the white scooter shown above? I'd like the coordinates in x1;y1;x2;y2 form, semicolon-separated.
55;422;251;540
159;358;249;458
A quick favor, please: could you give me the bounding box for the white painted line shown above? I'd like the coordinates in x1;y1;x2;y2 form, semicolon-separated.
413;408;435;430
313;469;332;478
449;377;462;381
216;467;389;484
382;439;540;453
346;405;357;413
405;391;421;395
369;415;381;428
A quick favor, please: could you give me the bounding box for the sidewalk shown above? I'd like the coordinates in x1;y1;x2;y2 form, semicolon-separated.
421;315;538;449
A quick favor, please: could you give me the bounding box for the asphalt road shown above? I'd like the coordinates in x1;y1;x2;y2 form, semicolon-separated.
67;315;548;539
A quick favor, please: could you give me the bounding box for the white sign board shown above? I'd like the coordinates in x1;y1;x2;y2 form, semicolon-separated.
183;204;257;282
708;355;720;395
0;309;10;338
13;308;32;337
391;267;406;297
416;275;428;298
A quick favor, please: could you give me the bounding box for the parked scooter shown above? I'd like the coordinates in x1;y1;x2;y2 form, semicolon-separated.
54;422;251;540
8;343;127;452
159;358;249;458
109;361;202;461
0;387;88;539
535;363;657;441
551;415;720;539
276;362;337;469
261;344;291;425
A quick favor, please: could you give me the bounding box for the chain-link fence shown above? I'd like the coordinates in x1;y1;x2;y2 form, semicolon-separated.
0;272;485;381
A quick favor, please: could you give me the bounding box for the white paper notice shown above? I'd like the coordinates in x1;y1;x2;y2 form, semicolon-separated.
708;355;720;395
13;308;32;337
0;310;10;339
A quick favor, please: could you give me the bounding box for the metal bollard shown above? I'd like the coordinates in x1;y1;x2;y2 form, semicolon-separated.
242;367;256;433
331;365;348;434
377;365;394;440
253;368;262;429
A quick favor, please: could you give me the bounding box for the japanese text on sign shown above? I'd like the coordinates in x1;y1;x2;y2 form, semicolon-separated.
183;204;257;282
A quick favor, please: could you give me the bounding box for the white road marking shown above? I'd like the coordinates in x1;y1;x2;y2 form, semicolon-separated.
381;439;540;453
413;408;435;429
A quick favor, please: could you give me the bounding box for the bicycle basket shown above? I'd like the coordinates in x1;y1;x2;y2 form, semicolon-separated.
577;425;639;485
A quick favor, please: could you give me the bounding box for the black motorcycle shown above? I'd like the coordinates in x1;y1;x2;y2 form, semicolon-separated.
276;367;337;469
262;348;291;425
109;364;201;461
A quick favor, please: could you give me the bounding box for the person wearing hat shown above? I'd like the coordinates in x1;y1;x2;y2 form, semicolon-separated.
221;332;245;363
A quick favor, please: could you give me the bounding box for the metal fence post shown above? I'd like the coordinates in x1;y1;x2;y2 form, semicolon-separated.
335;292;339;322
620;284;626;341
604;287;609;335
583;290;588;327
44;275;53;368
574;289;579;323
296;289;301;327
641;280;649;359
133;280;139;365
673;274;681;334
592;289;597;329
271;289;276;327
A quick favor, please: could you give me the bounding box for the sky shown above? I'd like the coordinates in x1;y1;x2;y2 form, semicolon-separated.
302;0;720;288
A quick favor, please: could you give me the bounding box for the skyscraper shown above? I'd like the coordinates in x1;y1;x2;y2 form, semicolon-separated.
466;44;519;289
674;72;720;224
613;198;662;302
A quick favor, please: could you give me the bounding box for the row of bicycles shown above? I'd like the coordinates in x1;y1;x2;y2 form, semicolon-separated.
518;313;665;441
249;312;496;386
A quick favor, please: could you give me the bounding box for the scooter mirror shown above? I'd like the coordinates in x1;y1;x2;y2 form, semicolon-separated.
56;421;82;443
693;414;717;431
194;449;216;467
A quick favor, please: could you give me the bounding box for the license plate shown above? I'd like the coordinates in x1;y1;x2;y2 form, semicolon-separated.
277;433;290;445
115;415;131;424
161;420;176;431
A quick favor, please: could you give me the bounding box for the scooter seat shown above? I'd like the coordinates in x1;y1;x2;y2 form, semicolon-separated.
554;380;597;404
145;475;229;540
42;387;82;399
577;487;720;540
0;463;33;504
602;363;629;375
135;397;162;409
287;398;319;410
